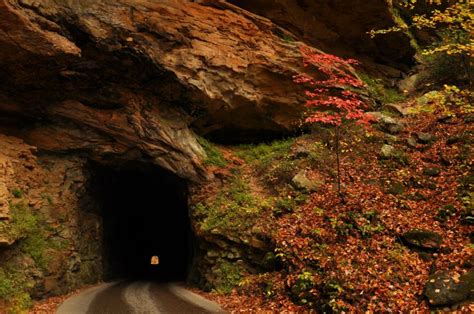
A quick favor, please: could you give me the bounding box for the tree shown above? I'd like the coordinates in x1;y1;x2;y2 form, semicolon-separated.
294;47;376;202
370;0;473;88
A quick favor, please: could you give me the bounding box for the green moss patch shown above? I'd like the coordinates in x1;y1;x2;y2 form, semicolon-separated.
192;174;272;234
0;202;66;311
212;259;244;294
198;137;227;168
0;267;33;313
359;73;406;104
236;138;294;168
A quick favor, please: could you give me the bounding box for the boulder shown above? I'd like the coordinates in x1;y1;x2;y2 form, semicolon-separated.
292;145;311;159
446;134;470;146
464;114;474;124
387;182;404;195
384;134;399;144
369;112;404;134
446;136;462;145
423;167;441;177
382;103;410;117
401;229;442;251
398;72;424;94
417;91;446;105
407;137;418;148
437;115;457;124
380;144;397;159
380;144;408;164
425;269;474;306
291;170;322;193
417;132;436;144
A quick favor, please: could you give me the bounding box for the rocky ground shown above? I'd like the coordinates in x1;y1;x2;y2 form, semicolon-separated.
190;97;473;312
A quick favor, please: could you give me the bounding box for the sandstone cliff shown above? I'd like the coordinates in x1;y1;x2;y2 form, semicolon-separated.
0;0;414;181
0;0;418;310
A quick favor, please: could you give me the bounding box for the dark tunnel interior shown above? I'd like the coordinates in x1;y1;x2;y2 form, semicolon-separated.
91;162;192;282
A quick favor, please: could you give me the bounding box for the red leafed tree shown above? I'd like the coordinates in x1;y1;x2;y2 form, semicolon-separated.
294;47;376;201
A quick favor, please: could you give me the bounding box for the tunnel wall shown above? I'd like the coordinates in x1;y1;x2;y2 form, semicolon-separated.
0;135;103;300
0;135;198;308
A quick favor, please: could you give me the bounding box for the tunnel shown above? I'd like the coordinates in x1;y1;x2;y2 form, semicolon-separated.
90;162;192;282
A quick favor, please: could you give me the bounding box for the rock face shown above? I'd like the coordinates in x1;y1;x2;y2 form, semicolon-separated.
0;0;416;308
0;0;346;180
228;0;416;72
0;134;102;298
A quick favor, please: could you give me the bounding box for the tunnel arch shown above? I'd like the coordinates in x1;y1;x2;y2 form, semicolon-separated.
89;161;194;282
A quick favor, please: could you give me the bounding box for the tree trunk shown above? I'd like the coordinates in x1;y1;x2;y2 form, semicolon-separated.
335;126;345;203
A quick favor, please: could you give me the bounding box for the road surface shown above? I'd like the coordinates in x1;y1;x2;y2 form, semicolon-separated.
57;282;225;314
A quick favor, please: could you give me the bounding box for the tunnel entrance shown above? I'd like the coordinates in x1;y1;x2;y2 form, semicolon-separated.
91;162;192;282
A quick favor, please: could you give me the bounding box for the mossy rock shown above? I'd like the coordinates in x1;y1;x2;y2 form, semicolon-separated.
423;167;441;177
417;132;436;144
401;229;442;251
387;182;405;195
291;170;322;193
380;144;396;159
370;112;404;134
379;144;409;165
425;269;474;306
407;137;418;148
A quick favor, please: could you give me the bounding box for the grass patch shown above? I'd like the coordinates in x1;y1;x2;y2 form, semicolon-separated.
236;138;330;186
197;137;227;168
192;175;271;233
236;138;294;167
272;194;307;217
0;202;38;240
359;73;406;104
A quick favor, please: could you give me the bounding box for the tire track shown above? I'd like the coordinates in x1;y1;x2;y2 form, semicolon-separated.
122;282;161;314
58;281;225;314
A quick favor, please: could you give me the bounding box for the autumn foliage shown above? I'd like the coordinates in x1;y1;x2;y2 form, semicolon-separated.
293;48;376;198
293;47;375;128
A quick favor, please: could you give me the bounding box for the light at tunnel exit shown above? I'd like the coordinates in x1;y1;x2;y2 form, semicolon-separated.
151;256;160;265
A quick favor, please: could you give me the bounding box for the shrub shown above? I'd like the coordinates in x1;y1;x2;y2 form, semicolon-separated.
11;188;23;198
290;271;317;306
213;259;243;294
